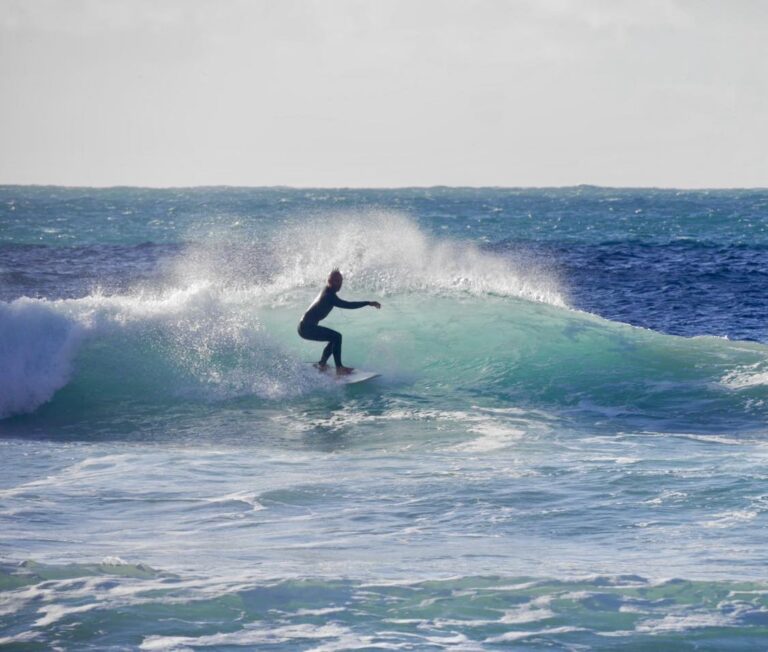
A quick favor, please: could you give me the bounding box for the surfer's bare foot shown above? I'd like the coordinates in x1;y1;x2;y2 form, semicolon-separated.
336;366;354;375
314;363;329;372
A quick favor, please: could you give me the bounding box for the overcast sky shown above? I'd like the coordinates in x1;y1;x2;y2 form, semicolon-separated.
1;0;766;187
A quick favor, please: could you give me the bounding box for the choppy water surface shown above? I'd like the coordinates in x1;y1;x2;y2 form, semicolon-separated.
1;186;767;649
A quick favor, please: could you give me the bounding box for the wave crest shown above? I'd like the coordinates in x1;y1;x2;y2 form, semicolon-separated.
173;211;567;306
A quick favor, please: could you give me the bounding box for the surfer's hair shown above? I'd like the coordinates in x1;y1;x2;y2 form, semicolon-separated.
327;268;343;285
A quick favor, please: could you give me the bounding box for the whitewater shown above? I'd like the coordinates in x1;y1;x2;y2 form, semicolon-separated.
1;186;768;650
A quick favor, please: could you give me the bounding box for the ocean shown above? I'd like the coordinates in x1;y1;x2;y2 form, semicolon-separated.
1;186;767;650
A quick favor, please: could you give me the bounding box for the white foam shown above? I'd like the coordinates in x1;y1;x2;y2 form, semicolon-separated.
0;631;41;646
702;510;758;528
669;432;753;447
205;491;266;511
635;611;735;633
721;363;768;389
292;607;346;617
643;490;688;506
499;600;555;625
484;626;584;643
140;623;377;651
34;602;99;628
450;421;526;452
0;454;132;499
0;298;83;418
282;404;545;452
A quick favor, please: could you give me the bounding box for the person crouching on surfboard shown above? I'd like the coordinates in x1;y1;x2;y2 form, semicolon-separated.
298;269;381;375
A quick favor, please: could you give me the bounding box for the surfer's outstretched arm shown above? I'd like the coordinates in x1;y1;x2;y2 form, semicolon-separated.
332;296;381;310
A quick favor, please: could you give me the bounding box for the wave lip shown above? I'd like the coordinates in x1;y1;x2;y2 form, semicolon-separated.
0;299;82;419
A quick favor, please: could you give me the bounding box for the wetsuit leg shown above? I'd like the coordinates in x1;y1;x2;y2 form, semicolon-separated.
298;324;343;367
320;341;333;366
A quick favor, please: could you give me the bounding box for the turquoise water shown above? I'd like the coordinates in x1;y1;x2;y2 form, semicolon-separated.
1;187;767;649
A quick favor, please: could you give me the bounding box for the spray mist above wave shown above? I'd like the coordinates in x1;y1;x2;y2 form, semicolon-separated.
172;211;567;307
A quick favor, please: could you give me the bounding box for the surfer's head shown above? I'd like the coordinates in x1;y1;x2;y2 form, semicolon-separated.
328;269;343;291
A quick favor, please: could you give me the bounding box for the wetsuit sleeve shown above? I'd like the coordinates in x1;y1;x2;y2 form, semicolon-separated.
331;295;369;309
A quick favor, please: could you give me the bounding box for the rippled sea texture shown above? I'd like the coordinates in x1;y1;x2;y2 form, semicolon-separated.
1;186;767;650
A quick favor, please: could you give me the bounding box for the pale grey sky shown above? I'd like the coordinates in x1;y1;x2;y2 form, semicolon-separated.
1;0;766;187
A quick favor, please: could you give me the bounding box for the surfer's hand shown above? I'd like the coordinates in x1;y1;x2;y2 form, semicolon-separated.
369;301;381;309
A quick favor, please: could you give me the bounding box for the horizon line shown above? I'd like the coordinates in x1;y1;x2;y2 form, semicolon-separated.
1;183;767;192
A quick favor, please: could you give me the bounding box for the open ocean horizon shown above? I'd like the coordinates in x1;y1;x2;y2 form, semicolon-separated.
2;185;768;650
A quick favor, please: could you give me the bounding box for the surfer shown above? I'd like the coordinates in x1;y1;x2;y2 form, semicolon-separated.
298;269;381;375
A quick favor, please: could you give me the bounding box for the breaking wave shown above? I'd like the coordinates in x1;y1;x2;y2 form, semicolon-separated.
1;213;766;429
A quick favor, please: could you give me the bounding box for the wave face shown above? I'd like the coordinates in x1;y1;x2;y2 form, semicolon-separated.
2;186;768;650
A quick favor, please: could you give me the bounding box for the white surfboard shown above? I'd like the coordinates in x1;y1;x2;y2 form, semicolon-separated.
335;369;380;385
308;363;380;385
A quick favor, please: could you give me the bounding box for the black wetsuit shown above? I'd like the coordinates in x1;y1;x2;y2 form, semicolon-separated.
298;286;368;367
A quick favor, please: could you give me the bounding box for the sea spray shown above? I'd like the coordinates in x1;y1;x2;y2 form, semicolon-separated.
172;210;567;305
